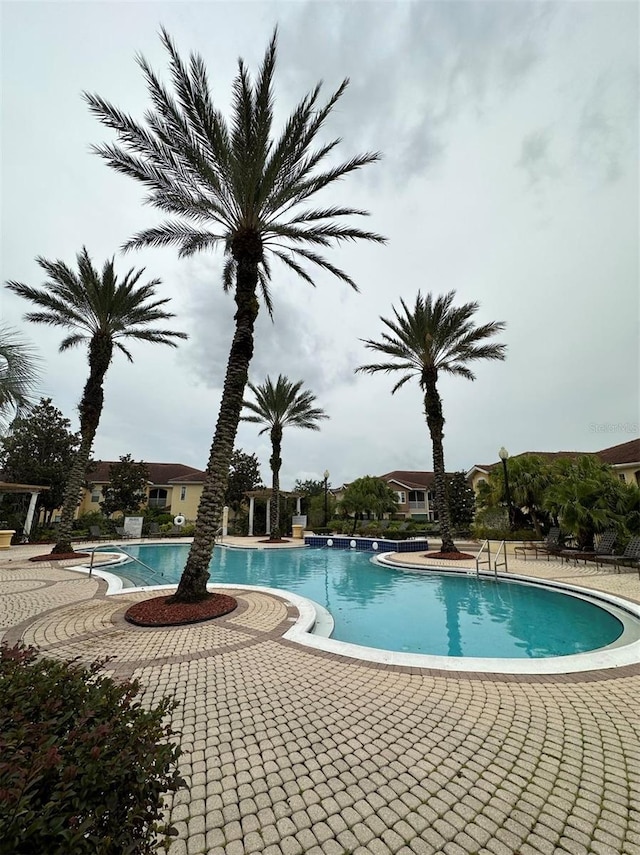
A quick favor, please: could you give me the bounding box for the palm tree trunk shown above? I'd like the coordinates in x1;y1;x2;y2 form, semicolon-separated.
173;243;260;603
269;425;282;539
423;372;458;554
52;336;111;554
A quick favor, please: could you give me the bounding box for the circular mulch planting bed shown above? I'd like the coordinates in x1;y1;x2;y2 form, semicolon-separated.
258;537;290;544
424;551;476;560
125;593;237;627
29;552;90;562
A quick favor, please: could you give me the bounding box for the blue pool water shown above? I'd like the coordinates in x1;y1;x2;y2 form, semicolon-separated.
112;544;623;659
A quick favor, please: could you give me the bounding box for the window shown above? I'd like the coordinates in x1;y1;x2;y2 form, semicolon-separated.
180;486;187;501
148;488;168;509
619;474;626;482
409;490;426;511
91;491;100;503
395;491;406;504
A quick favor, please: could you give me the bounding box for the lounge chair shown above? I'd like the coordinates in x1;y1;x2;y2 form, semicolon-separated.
561;530;617;568
89;525;109;541
597;536;640;576
514;527;562;562
115;526;133;540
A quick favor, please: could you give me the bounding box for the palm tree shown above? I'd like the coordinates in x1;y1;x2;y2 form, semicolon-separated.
0;325;41;431
505;454;553;537
242;375;328;539
6;248;187;553
85;29;383;600
357;291;506;554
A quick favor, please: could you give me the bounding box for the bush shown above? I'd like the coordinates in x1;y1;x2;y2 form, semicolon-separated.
0;643;185;855
471;526;540;542
74;511;108;533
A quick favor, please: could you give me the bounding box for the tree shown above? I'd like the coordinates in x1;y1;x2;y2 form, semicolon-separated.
544;455;632;550
85;30;384;599
224;449;264;511
0;398;79;523
242;375;328;539
504;454;553;537
444;472;476;529
0;325;41;432
358;291;506;553
293;479;325;497
6;249;187;553
339;476;398;533
100;455;150;516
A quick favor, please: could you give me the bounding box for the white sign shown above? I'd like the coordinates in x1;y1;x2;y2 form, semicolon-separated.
292;515;307;527
124;516;144;538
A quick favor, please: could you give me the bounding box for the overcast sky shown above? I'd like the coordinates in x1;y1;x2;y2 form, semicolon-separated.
2;1;638;490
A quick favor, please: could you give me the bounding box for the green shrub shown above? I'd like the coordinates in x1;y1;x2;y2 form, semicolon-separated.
0;643;185;855
74;511;108;532
471;526;540;542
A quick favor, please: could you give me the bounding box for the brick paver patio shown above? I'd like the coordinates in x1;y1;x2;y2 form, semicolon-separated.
2;541;639;855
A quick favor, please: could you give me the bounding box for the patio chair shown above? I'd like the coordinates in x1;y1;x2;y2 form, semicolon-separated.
597;536;640;576
89;525;109;541
514;527;562;562
561;530;617;568
115;526;133;540
145;522;160;538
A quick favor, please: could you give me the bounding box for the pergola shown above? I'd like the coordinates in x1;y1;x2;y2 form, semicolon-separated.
244;490;303;536
0;481;50;537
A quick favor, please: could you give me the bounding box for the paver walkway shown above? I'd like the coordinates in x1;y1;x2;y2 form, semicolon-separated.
1;542;639;855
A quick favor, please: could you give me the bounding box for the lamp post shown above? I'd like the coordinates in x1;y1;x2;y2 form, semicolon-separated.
323;470;330;527
498;447;514;530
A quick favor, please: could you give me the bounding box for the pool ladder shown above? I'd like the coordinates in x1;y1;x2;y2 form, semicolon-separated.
475;540;508;578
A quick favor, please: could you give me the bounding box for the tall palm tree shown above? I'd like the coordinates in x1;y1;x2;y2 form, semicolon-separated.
85;29;383;600
242;375;328;539
0;325;41;431
6;248;187;553
357;291;506;554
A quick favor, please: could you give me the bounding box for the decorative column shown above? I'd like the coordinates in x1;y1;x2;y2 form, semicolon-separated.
24;491;39;537
248;496;255;537
296;496;301;514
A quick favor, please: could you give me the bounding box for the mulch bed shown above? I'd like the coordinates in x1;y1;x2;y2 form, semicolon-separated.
423;551;476;560
29;552;90;562
258;538;291;544
124;593;237;627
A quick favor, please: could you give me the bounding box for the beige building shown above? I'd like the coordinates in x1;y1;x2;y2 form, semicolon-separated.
78;461;206;521
377;471;438;521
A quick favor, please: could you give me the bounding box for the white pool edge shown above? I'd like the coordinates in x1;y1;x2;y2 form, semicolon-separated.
70;552;640;675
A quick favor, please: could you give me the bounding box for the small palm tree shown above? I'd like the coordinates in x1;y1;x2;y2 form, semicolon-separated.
86;29;383;600
357;291;506;554
506;454;553;537
0;325;40;431
242;375;328;539
6;248;187;553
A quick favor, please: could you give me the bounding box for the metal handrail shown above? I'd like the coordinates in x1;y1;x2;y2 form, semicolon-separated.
475;539;491;577
89;544;165;582
494;540;508;577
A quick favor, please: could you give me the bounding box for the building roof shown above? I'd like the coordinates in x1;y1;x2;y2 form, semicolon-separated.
378;471;437;489
88;461;206;484
596;438;640;466
468;438;640;475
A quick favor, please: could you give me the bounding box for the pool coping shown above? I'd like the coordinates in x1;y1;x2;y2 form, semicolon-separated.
68;549;640;676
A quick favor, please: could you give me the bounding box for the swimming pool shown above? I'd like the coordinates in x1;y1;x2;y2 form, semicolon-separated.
103;543;626;660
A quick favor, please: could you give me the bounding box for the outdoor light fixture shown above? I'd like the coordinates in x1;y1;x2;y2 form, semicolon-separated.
498;447;514;530
323;469;330;527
